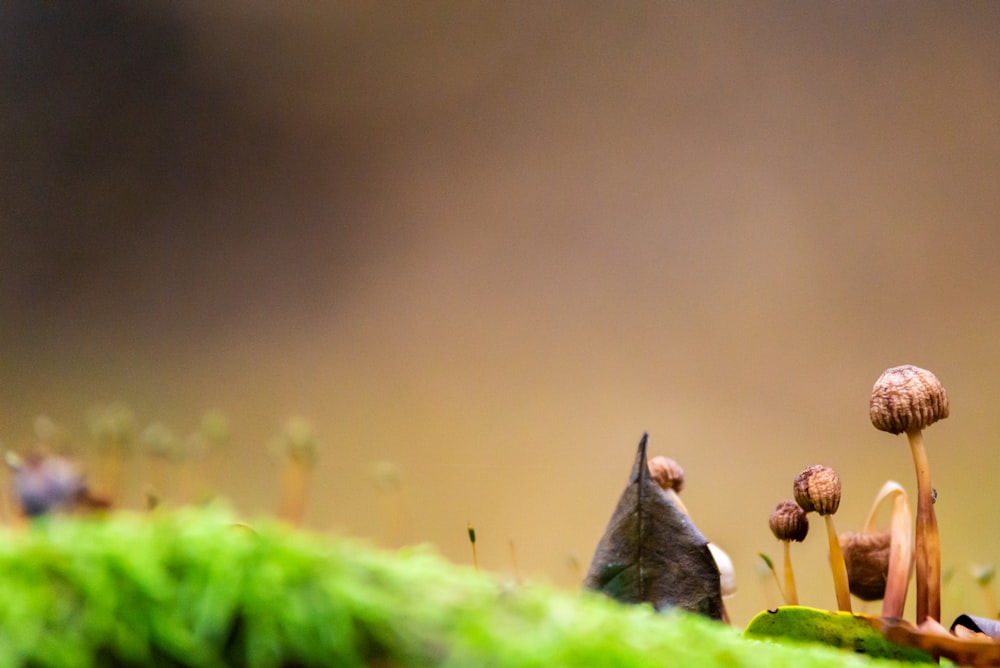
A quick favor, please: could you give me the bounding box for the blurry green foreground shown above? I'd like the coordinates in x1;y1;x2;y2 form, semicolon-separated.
0;507;915;667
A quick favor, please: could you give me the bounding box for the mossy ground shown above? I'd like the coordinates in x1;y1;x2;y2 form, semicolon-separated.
0;507;919;667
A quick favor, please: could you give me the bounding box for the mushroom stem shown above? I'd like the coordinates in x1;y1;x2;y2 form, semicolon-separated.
907;428;941;623
825;514;853;612
863;481;912;619
664;487;689;516
782;540;799;606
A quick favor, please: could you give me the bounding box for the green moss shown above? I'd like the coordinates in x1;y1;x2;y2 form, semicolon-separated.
0;508;918;667
745;607;933;663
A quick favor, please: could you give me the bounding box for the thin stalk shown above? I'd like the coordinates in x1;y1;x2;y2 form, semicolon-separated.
783;540;798;606
973;568;999;619
468;523;479;571
908;429;941;623
99;446;125;502
0;461;12;525
665;488;690;516
277;459;311;525
863;481;913;619
986;588;999;620
509;538;522;584
825;514;853;612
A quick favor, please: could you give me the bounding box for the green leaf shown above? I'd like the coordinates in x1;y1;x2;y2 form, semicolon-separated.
583;434;723;619
758;553;775;572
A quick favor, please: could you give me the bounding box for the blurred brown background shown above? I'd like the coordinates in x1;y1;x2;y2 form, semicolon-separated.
3;2;1000;625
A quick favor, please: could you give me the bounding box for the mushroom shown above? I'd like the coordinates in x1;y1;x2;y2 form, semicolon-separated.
708;542;736;600
647;455;688;514
769;499;809;606
840;480;912;618
707;542;736;624
870;364;948;623
794;464;852;612
840;531;891;602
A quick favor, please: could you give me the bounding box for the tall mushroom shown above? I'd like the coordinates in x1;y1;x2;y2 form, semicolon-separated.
794;465;852;612
769;499;809;606
870;364;949;623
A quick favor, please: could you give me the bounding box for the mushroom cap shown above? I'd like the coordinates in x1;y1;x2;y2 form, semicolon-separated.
793;465;841;515
840;530;892;601
647;455;685;493
870;364;949;435
769;499;809;542
707;542;736;598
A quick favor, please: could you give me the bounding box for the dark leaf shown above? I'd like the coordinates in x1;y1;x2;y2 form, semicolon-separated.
583;433;724;619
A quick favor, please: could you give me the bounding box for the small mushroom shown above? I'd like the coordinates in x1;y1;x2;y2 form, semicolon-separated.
769;499;809;606
840;480;912;618
840;531;891;601
708;542;736;599
707;542;736;624
794;465;852;612
648;455;688;514
870;364;948;623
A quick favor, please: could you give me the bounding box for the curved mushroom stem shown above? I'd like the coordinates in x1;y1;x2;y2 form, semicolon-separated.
908;428;941;623
782;540;799;606
864;481;913;619
664;487;690;516
825;514;853;612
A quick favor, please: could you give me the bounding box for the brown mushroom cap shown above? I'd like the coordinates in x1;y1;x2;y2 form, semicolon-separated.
870;365;949;435
769;499;809;542
793;465;841;515
647;455;685;493
840;530;891;601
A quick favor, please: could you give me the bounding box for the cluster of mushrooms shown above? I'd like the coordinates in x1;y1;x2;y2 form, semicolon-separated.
768;364;947;623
